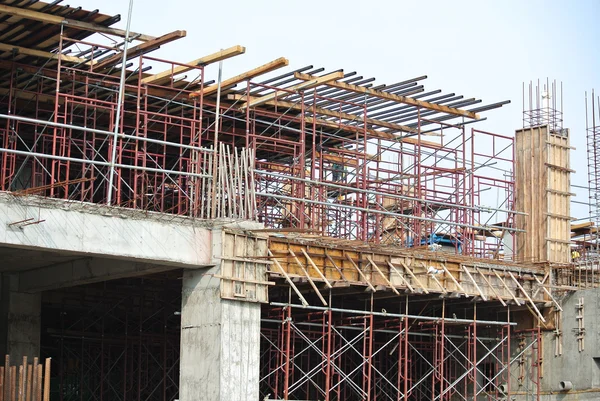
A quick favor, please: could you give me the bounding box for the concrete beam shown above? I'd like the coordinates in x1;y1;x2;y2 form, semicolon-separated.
0;193;212;268
19;257;177;292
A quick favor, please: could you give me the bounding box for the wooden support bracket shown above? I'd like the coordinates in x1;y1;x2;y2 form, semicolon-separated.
366;256;400;295
289;250;328;306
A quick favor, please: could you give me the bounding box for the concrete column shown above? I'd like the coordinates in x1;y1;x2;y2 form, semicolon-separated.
179;267;261;401
0;274;41;360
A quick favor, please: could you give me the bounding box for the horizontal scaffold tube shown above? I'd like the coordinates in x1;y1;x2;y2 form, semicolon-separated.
0;148;212;179
270;302;516;326
0;113;215;154
256;191;525;233
255;168;525;217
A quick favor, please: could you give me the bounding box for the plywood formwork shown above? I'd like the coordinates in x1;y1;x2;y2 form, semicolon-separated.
515;126;572;264
265;234;548;308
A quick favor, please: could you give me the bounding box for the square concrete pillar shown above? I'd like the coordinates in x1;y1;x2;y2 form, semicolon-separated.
0;274;41;360
179;267;260;401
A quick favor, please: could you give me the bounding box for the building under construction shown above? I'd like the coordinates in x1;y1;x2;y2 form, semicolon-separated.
0;2;598;401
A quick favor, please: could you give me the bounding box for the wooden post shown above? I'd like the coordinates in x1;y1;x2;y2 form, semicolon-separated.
35;364;41;401
0;365;4;401
30;359;37;401
17;366;22;401
42;359;50;401
4;355;9;401
20;358;26;401
25;365;32;401
10;366;16;401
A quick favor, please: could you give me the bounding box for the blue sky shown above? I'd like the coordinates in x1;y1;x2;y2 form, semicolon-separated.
75;0;600;218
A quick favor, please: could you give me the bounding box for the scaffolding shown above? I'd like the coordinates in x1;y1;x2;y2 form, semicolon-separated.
259;302;518;401
0;1;521;260
41;274;181;401
0;3;554;401
586;90;600;259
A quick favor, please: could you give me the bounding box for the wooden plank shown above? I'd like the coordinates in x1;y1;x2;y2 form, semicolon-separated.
0;42;92;64
475;267;507;306
345;254;376;292
507;271;545;323
386;260;415;292
240;71;344;110
94;30;186;71
366;256;400;295
268;249;308;306
191;57;289;98
398;260;429;294
396;136;445;149
295;72;479;119
571;221;594;231
289;250;328;306
0;4;155;41
141;45;246;84
300;248;332;289
462;266;487;301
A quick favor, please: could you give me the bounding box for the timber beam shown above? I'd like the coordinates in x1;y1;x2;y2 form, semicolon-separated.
190;57;289;98
93;30;187;71
239;71;344;110
0;4;155;42
141;45;246;85
0;42;94;64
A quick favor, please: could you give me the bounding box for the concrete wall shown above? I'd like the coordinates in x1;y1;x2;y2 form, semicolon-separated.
0;274;40;360
511;288;600;401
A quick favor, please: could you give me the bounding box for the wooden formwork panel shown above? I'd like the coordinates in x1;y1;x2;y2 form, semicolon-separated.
515;126;572;264
546;132;572;264
267;237;549;314
219;230;270;303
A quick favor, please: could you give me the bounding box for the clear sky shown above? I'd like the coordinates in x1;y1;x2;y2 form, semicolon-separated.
74;0;600;218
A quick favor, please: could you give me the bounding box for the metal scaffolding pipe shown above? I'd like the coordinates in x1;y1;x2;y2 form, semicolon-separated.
269;303;516;326
107;0;134;205
0;148;212;179
255;168;524;217
0;114;215;154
